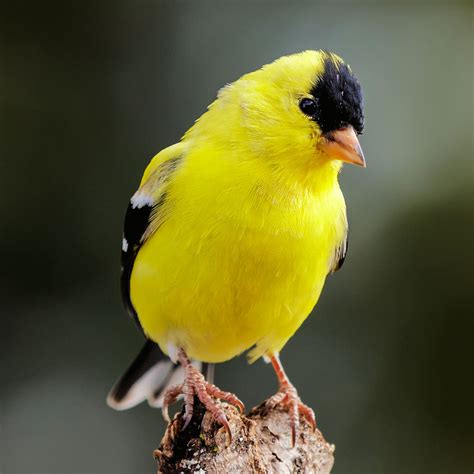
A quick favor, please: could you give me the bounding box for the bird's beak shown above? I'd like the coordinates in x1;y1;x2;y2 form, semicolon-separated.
320;126;366;167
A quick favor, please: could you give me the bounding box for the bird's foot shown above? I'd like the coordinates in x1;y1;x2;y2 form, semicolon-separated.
267;380;316;446
267;354;316;446
162;349;244;443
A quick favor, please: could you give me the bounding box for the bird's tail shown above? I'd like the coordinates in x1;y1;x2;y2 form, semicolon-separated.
107;340;210;410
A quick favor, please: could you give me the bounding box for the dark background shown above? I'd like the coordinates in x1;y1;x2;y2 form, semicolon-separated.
1;1;473;473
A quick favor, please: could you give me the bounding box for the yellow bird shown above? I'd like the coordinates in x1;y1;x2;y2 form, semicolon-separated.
108;50;365;444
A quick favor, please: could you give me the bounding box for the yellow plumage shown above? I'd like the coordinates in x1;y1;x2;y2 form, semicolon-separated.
129;50;357;364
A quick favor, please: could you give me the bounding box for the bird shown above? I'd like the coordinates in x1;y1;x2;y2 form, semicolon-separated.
107;50;365;445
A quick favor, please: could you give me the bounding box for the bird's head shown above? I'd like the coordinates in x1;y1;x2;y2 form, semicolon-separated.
194;50;365;180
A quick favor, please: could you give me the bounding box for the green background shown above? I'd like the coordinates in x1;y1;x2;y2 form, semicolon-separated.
1;1;473;472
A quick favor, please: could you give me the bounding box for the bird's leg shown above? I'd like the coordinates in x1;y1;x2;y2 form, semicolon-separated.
162;349;244;443
267;353;316;446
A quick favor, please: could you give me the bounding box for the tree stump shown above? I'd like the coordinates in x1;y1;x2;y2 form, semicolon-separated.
154;399;335;473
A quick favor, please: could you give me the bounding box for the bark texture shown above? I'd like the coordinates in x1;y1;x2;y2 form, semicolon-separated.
154;399;335;473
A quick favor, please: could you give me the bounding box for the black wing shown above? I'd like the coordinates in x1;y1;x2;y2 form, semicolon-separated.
329;233;348;274
120;156;182;331
121;200;155;329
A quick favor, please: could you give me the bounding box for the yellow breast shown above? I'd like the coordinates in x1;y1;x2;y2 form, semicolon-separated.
130;144;347;363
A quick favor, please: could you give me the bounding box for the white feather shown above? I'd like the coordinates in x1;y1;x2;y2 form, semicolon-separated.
122;237;128;252
106;360;172;411
130;192;154;209
167;343;179;364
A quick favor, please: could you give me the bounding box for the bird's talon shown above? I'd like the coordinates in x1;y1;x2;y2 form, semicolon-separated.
204;384;245;414
217;416;232;445
182;412;193;430
269;355;317;445
291;426;296;448
161;349;239;444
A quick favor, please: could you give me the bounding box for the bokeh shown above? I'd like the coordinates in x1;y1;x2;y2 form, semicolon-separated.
1;1;473;473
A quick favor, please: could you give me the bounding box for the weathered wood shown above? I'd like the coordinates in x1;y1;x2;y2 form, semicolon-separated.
154;399;335;473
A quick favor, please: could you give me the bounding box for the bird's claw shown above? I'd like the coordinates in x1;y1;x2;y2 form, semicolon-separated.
162;384;183;423
161;361;244;446
267;381;316;447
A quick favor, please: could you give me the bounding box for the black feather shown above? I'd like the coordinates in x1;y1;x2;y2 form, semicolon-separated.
120;200;155;331
330;235;349;274
120;156;182;332
310;54;364;134
110;340;168;402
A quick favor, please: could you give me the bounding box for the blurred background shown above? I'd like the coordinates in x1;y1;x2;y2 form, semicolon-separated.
1;1;473;472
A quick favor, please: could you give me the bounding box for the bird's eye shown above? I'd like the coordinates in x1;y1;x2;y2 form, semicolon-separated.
299;97;318;117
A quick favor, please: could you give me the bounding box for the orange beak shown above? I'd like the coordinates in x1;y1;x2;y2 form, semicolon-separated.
319;126;366;167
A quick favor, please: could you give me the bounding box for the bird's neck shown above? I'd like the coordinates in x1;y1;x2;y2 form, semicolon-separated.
184;110;343;197
254;150;343;199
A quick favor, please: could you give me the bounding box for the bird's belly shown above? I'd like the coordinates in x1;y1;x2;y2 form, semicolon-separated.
131;215;334;363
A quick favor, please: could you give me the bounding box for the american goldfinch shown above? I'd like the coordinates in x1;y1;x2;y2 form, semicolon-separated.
107;50;365;444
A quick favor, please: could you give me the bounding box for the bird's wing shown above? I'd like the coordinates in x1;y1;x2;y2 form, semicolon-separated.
121;147;184;330
329;233;348;274
109;144;210;412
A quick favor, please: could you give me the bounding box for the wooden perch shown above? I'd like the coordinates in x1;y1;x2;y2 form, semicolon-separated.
154;398;335;473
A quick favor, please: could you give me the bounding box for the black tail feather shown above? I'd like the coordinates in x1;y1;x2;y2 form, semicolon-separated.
107;340;173;410
107;341;213;410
